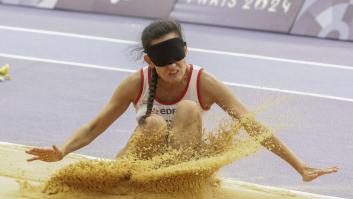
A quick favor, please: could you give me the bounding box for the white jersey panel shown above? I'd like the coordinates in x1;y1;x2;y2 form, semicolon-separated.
134;64;208;123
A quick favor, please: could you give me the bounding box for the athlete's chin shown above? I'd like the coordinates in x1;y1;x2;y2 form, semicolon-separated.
167;75;184;83
161;73;182;83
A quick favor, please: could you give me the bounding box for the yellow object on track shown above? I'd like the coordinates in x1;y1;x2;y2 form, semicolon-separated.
0;64;9;76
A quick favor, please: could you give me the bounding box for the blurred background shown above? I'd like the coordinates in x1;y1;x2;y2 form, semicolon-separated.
0;0;352;198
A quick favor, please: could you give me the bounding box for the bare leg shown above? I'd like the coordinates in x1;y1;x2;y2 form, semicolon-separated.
170;100;202;149
116;114;167;158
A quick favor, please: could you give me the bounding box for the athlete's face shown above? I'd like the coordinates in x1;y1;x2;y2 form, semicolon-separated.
144;33;188;84
154;59;188;84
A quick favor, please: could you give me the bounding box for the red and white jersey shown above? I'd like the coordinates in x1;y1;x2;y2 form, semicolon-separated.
134;64;209;124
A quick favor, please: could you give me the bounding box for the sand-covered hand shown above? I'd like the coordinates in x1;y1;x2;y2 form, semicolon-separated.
25;145;63;162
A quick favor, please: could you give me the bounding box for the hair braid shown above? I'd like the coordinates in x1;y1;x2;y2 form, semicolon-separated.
139;67;158;124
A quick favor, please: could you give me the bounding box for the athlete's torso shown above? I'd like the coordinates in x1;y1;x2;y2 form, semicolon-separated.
134;64;208;124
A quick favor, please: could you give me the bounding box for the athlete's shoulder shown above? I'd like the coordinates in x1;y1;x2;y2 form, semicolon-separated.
125;70;142;85
110;69;142;103
196;68;223;108
198;69;218;84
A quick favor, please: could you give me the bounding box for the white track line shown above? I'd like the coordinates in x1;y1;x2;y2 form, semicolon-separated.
1;53;352;103
0;53;135;73
0;25;352;71
0;25;137;45
189;48;353;71
0;141;344;199
224;82;353;103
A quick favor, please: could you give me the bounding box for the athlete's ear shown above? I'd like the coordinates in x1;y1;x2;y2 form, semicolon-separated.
184;42;188;56
144;55;154;66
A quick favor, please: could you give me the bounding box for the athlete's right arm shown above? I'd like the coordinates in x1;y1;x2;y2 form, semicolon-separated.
25;71;142;162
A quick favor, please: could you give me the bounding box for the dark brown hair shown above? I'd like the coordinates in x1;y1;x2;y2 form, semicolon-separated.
138;19;184;124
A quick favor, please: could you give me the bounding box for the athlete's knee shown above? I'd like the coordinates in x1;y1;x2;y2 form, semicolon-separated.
176;100;200;116
140;114;167;134
174;100;202;127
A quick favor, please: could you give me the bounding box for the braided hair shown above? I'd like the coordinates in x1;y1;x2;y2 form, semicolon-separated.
138;19;184;124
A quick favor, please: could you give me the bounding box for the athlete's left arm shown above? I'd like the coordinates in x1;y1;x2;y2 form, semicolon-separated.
198;70;338;181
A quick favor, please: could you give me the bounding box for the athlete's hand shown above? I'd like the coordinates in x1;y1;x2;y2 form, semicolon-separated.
25;145;63;162
301;165;338;182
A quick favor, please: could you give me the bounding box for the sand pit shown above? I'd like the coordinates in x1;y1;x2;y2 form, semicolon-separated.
0;118;338;199
0;143;336;199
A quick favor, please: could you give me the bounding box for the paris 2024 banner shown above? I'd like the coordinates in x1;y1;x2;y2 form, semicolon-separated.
1;0;353;41
171;0;305;32
0;0;176;19
291;0;353;41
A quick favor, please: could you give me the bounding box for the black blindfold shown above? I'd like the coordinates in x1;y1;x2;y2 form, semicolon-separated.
146;38;186;67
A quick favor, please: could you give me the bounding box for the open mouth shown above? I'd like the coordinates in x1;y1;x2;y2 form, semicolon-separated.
169;70;179;75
